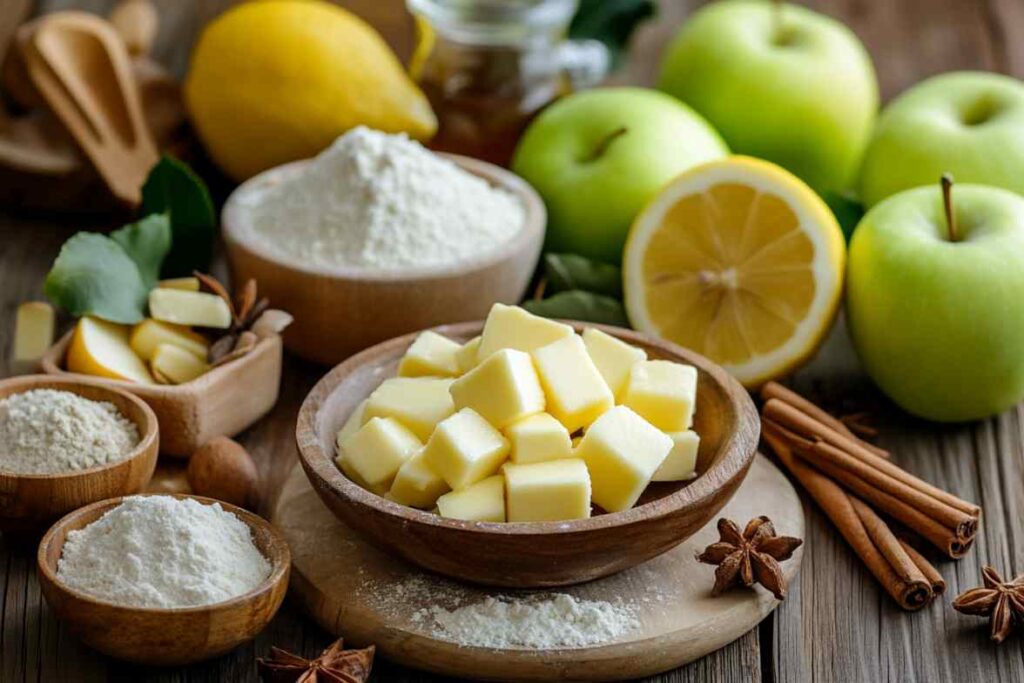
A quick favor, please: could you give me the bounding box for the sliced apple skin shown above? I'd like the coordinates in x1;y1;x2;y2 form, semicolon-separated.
67;316;154;384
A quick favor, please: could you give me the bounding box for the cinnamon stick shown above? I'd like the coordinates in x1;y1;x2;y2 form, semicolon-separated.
899;540;946;597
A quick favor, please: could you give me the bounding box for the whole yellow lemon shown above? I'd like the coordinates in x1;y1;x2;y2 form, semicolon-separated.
185;0;437;181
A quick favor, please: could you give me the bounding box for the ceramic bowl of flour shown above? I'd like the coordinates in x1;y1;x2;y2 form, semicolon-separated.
222;129;546;366
0;375;159;533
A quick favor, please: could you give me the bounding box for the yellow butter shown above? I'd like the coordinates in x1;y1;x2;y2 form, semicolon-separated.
422;408;510;490
577;406;673;512
336;400;368;446
151;343;209;384
398;331;461;378
477;303;574;360
582;327;646;399
67;317;154;384
436;475;506;522
455;335;482;374
158;277;201;291
505;412;573;464
621;360;698;432
363;377;455;441
129;319;209;362
503;459;591;522
340;417;422;491
652;431;700;482
532;335;613;432
148;289;232;329
13;302;55;366
388;450;451;508
450;348;545;429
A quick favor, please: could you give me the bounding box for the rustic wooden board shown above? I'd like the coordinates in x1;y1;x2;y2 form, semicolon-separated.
272;454;804;681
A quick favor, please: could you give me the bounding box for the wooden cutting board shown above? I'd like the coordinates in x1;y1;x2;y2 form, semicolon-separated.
272;454;804;681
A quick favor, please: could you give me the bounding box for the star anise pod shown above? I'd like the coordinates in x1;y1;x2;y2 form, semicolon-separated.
194;272;290;366
257;637;374;683
952;565;1024;644
697;516;803;600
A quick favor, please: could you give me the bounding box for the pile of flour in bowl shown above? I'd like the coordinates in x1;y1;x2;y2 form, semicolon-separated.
242;126;525;270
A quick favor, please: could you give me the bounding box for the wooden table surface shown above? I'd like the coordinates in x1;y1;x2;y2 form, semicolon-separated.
3;0;1024;681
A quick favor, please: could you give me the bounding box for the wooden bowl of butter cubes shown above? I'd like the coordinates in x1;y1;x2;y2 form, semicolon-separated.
296;304;759;588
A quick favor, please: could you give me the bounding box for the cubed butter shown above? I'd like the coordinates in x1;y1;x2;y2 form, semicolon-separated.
129;319;209;361
335;400;368;445
339;417;422;492
477;303;574;360
455;336;482;373
13;302;55;365
388;450;451;508
363;377;455;441
158;277;200;291
532;335;613;432
423;408;510;489
150;343;209;384
149;289;232;329
449;349;545;429
653;431;700;482
436;475;506;522
503;459;591;522
582;327;647;399
577;406;673;512
505;413;573;464
398;331;461;378
621;360;697;432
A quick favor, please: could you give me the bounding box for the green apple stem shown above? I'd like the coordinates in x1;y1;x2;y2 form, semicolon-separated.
582;127;628;163
941;173;959;243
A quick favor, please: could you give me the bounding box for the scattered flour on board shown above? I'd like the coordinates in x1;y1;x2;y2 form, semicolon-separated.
242;126;525;270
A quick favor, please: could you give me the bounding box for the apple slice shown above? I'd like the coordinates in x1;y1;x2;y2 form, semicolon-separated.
67;316;154;384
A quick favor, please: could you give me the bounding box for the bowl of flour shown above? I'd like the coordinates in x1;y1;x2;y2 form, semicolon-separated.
223;126;546;365
0;375;159;532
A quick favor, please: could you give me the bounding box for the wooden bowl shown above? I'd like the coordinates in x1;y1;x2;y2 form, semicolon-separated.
295;322;760;588
0;375;159;533
36;494;290;665
222;154;545;366
40;333;282;457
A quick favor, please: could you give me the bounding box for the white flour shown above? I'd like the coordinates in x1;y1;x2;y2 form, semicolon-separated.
56;496;271;608
243;126;525;270
0;389;139;474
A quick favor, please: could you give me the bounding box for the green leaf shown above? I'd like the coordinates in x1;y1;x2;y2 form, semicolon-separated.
110;213;172;288
44;233;149;324
523;290;630;327
544;253;623;298
141;155;216;277
569;0;656;67
823;191;865;244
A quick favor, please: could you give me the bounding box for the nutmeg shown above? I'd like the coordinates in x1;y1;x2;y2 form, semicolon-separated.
186;436;260;509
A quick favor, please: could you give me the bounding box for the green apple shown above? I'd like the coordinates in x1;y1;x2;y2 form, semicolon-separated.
657;0;877;196
511;87;727;264
859;71;1024;208
846;179;1024;422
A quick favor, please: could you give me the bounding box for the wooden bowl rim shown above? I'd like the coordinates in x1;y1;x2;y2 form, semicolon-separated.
36;493;291;614
221;153;546;281
0;374;159;480
296;320;759;537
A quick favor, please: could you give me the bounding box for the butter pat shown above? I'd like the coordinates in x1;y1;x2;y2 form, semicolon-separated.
158;277;200;291
653;431;700;482
364;377;455;441
149;289;232;329
340;417;421;492
13;302;55;366
456;336;481;373
582;327;646;399
505;413;573;464
129;319;209;361
423;408;510;489
478;303;574;360
398;331;461;378
151;343;209;384
389;450;450;508
532;335;613;432
335;400;368;445
621;360;697;432
436;475;506;522
450;349;545;429
577;406;673;512
503;459;591;522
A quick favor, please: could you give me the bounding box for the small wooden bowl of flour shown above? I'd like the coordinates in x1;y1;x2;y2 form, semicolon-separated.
0;375;159;533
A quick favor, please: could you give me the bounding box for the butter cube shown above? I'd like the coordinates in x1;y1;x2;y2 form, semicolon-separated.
577;406;673;512
364;377;455;441
478;303;574;360
532;335;613;432
449;349;545;429
388;450;451;508
335;400;368;445
13;302;55;366
339;417;422;492
653;431;700;482
503;459;591;522
423;408;510;489
582;327;647;399
621;360;698;432
436;475;505;522
158;277;200;291
151;343;209;384
505;413;573;464
149;289;232;329
398;331;461;378
129;319;209;361
455;336;482;373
